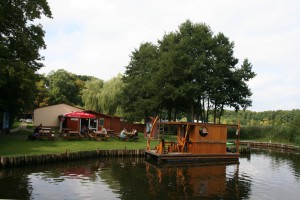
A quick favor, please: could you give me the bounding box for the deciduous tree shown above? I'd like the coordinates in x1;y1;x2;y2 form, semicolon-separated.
0;0;52;123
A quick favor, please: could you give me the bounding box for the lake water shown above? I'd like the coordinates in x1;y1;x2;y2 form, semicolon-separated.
0;149;299;200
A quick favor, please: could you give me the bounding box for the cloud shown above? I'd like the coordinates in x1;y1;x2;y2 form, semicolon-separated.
38;0;300;111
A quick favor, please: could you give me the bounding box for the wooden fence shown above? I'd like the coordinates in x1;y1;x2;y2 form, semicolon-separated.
240;141;300;152
0;149;145;168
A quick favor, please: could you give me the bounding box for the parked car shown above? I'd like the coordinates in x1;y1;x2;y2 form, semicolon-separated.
25;119;33;123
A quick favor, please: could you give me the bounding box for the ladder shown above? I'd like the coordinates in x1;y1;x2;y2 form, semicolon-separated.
158;121;165;139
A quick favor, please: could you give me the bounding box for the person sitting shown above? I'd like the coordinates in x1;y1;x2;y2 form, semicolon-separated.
130;129;139;141
99;126;107;135
32;123;42;139
94;126;108;140
27;124;43;140
81;124;87;137
119;128;127;140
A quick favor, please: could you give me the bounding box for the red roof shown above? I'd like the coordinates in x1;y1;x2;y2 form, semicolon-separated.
64;111;96;118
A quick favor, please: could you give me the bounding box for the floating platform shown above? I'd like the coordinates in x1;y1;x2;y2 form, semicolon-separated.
145;118;242;165
145;150;239;165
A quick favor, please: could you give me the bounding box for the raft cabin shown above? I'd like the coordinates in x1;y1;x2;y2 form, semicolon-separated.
145;117;240;164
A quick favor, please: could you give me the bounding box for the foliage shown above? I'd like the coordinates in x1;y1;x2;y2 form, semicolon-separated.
46;69;84;106
31;68;123;117
122;20;256;122
82;78;104;112
34;74;50;107
221;109;300;126
99;74;124;115
225;109;300;145
0;0;52;123
82;74;123;115
122;43;161;121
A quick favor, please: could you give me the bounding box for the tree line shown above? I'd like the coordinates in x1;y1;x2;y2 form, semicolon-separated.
35;69;124;116
1;1;256;127
122;20;256;122
222;109;300;126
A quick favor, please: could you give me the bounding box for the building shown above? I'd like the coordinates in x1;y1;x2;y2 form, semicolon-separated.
59;110;121;133
33;104;83;127
33;104;122;133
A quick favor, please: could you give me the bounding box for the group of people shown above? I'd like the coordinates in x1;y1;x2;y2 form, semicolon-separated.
118;128;138;141
30;123;137;141
81;124;107;137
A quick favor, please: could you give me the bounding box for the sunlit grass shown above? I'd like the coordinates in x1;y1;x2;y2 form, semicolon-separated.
0;130;159;157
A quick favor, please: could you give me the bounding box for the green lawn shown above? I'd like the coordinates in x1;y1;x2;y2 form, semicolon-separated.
0;129;160;157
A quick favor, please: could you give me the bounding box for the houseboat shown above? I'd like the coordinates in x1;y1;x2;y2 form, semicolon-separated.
145;117;240;164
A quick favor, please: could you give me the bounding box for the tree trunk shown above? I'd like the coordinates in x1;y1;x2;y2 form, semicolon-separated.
167;109;172;121
206;98;210;123
191;103;194;123
173;109;177;121
213;104;217;124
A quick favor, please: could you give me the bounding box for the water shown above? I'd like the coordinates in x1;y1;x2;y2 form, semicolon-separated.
0;149;299;200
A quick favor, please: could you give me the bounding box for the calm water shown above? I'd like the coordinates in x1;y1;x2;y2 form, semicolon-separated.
0;149;299;200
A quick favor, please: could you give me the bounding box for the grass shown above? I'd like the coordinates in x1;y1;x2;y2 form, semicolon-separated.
0;129;160;157
11;120;21;129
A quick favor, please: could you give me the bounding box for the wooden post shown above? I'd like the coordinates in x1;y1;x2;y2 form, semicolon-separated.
236;121;240;153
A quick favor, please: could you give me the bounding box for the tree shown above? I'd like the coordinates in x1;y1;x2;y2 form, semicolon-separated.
0;0;52;124
47;69;84;106
82;78;104;112
34;74;50;108
99;74;124;115
81;74;124;116
165;21;214;122
122;42;160;121
123;20;256;123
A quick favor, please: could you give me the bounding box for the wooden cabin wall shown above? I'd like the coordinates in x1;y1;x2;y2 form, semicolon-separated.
67;118;79;131
111;117;121;133
188;125;227;154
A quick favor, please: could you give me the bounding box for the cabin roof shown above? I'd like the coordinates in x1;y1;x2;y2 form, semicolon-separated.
161;121;238;128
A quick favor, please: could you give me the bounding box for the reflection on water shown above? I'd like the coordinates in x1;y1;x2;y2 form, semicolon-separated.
0;150;300;200
145;162;244;199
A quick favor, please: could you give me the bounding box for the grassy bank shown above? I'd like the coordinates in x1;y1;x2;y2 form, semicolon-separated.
228;125;300;146
4;123;299;157
0;129;160;157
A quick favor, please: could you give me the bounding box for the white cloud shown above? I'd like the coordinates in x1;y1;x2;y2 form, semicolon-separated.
39;0;300;111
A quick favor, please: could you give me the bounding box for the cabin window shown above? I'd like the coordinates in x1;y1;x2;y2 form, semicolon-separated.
199;126;208;137
99;118;104;126
89;119;98;129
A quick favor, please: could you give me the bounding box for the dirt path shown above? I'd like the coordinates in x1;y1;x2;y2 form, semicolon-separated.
10;123;33;133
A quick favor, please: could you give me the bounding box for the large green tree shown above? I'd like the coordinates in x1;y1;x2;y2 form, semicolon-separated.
82;78;104;112
123;20;256;123
122;42;161;121
34;74;50;108
47;69;86;106
82;74;123;116
99;74;124;115
0;0;52;124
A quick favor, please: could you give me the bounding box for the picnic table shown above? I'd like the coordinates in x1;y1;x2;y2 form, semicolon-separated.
116;132;139;141
39;127;55;140
94;131;109;141
63;130;84;140
107;129;115;137
126;133;139;141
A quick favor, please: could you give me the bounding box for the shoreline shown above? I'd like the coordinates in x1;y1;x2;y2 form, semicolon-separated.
1;141;300;168
0;149;145;168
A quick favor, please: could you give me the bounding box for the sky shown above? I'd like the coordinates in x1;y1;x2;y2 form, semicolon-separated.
39;0;300;112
